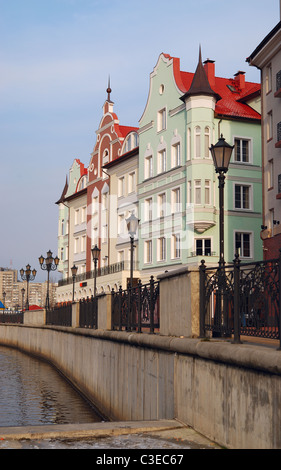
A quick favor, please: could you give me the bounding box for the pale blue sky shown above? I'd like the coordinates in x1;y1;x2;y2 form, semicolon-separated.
0;0;279;281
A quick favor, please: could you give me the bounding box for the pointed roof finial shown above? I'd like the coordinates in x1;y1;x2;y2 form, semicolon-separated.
180;45;221;102
106;76;112;102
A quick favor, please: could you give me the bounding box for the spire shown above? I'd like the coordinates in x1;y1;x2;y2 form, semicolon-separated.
106;76;112;102
180;46;220;101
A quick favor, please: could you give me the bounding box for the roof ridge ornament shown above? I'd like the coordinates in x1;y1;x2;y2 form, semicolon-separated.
107;76;112;102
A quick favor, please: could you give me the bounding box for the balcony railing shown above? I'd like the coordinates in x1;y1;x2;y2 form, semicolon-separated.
58;261;139;287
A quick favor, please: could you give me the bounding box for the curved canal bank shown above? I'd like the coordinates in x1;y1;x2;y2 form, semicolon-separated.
1;324;281;448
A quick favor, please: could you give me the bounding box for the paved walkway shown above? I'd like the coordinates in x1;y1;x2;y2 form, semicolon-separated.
0;419;221;449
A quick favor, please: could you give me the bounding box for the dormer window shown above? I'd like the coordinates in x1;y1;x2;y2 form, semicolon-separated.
123;132;138;154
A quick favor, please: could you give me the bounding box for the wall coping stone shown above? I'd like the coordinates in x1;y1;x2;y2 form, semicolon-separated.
2;324;281;377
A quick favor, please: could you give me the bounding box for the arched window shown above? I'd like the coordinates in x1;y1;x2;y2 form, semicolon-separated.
195;126;201;158
204;127;211;158
123;132;139;154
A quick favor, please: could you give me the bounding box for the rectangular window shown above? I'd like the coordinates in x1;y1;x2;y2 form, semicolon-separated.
145;198;153;221
81;235;86;252
128;172;136;193
158;149;166;173
158;237;166;261
81;206;86;223
234;138;250;163
194;180;201;205
266;64;272;93
145;155;153;179
75;209;79;225
235;184;250;209
172;142;181;167
171;188;181;213
118;214;125;236
235;232;251;258
196;239;211;256
268;159;274;189
172;234;181;259
187;181;192;205
118;176;125;197
74;237;79;253
267;111;273;141
157;108;166;132
158;193;166;217
145;240;152;264
205;180;211;205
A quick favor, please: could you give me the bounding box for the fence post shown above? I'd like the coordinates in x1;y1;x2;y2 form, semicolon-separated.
137;279;142;333
199;260;206;338
150;276;155;334
232;253;242;344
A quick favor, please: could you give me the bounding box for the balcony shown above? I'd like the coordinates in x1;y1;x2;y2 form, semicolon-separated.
274;71;281;98
275;122;281;148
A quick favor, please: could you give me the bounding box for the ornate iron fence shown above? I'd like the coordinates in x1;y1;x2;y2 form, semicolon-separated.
200;252;281;347
111;276;160;333
79;296;98;329
46;302;72;326
0;312;24;324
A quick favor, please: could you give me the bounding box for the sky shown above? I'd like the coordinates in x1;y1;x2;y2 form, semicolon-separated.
0;0;279;282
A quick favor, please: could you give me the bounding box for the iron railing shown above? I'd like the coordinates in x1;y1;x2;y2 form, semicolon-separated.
200;252;281;346
111;276;159;333
58;261;139;287
46;302;72;326
0;312;24;324
79;296;98;329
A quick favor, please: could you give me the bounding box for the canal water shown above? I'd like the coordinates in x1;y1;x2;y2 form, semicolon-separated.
0;345;102;427
0;345;219;450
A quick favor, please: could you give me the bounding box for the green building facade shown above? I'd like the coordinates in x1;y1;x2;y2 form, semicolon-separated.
138;50;262;279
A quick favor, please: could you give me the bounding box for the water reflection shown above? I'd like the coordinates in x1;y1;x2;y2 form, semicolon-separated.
0;345;102;427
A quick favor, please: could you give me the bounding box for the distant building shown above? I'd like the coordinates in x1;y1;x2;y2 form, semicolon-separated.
0;267;57;310
247;10;281;259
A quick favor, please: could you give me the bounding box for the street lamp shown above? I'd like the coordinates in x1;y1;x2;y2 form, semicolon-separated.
19;265;37;310
91;245;101;298
210;134;234;266
21;288;25;312
71;264;78;302
126;212;139;289
209;134;234;337
39;250;59;309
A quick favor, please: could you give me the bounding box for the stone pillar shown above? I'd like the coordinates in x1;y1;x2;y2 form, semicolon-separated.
157;267;200;338
97;293;112;330
71;301;80;328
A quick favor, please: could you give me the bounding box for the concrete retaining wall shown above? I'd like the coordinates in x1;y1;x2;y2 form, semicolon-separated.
1;324;281;449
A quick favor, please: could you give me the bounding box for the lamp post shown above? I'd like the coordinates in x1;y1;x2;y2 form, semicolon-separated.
39;250;59;309
210;134;234;267
91;245;101;298
71;265;78;302
21;288;25;312
209;134;234;336
126;212;139;289
19;265;37;310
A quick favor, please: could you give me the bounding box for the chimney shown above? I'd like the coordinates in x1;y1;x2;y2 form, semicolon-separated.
203;59;215;89
234;71;245;90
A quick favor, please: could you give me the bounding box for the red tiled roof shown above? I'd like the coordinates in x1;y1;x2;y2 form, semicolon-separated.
169;54;261;121
117;125;139;138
